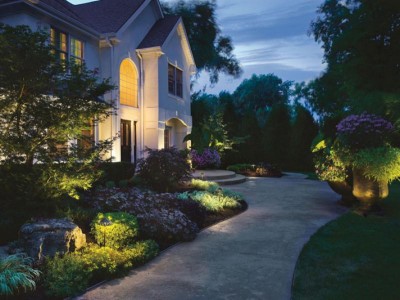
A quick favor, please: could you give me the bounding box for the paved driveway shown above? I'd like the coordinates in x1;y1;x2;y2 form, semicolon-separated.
78;173;346;300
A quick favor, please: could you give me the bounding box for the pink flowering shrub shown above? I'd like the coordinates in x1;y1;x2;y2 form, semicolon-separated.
190;148;221;170
336;113;394;149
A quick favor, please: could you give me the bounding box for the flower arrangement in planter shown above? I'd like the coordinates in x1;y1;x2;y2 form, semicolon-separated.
312;139;355;205
190;148;221;170
334;113;400;212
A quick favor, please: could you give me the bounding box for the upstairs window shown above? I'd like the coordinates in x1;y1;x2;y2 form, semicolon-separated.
50;27;68;62
50;27;84;66
70;38;84;66
168;64;183;98
120;59;138;107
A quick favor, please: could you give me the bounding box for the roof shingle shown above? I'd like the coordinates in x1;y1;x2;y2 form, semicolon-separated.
138;15;180;49
72;0;147;33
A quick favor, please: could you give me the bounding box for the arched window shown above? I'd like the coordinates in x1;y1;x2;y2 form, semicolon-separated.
120;59;138;107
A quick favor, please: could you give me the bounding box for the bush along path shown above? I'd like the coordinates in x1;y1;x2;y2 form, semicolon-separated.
77;173;346;300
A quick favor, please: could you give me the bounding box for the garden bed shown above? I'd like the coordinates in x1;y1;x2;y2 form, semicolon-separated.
2;181;247;299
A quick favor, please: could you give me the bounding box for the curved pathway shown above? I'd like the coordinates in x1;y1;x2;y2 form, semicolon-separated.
78;173;347;300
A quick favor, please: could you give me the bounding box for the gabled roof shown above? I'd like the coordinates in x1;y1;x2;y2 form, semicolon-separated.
138;15;180;49
73;0;147;33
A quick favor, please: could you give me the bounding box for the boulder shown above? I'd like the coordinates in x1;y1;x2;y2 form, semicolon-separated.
19;219;86;261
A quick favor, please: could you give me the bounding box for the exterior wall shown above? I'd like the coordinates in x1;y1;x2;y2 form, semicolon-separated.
100;0;161;161
0;0;193;161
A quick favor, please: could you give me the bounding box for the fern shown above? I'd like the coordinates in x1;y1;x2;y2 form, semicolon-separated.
0;254;40;296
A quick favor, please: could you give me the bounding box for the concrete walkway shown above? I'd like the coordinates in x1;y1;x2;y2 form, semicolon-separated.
78;173;347;300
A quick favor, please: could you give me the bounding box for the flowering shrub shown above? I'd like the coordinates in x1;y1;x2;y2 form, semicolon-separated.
314;150;348;182
190;148;221;169
336;113;394;149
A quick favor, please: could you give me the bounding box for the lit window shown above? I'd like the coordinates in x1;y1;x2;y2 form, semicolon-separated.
70;38;84;66
120;59;138;107
168;64;183;98
50;27;68;62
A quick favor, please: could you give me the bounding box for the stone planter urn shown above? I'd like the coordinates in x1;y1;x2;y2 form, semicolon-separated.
327;180;357;206
352;168;389;211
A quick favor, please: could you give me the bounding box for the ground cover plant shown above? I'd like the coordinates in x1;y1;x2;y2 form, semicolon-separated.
292;181;400;300
227;163;282;177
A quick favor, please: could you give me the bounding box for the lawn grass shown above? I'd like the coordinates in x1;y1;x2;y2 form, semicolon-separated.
292;181;400;300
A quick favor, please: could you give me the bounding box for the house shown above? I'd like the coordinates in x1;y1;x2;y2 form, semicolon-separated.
0;0;196;163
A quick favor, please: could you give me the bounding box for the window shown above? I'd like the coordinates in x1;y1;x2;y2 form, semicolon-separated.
50;27;68;62
50;27;84;65
70;38;84;66
120;59;138;107
168;64;183;98
77;121;94;152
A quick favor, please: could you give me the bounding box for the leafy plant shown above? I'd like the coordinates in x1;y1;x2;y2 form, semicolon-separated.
0;254;40;296
137;147;191;192
191;179;219;193
188;190;241;212
81;240;158;280
352;147;400;182
190;148;221;169
44;254;91;298
91;212;139;249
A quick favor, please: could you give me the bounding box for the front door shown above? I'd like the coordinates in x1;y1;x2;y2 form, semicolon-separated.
120;119;131;162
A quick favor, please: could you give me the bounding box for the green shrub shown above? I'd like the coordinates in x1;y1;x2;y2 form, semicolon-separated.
44;254;91;298
353;147;400;182
189;190;241;212
137;147;191;192
96;162;136;186
221;189;244;201
0;254;41;296
91;212;139;249
191;179;219;193
82;240;159;280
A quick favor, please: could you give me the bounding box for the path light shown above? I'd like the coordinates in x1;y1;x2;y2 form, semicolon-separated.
99;217;112;247
200;171;205;180
251;164;256;171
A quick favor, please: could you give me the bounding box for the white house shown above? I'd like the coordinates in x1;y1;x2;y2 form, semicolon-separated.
0;0;196;163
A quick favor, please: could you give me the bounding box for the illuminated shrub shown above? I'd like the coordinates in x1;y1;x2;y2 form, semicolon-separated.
91;212;139;249
44;254;91;298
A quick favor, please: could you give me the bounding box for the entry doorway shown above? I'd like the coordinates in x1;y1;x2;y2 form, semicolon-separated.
120;119;131;162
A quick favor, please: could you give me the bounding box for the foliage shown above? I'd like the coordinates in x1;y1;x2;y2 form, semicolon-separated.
44;253;91;298
85;188;200;246
91;212;139;249
161;0;242;84
0;254;40;296
226;164;254;173
313;142;348;182
226;163;282;177
191;179;219;193
190;148;221;169
95;162;136;187
43;240;159;298
137;147;191;192
352;147;400;183
233;74;292;118
0;24;114;200
261;103;291;165
187;94;244;154
187;190;241;212
81;241;158;280
336;113;394;149
292;182;400;300
308;0;400;123
289;105;319;170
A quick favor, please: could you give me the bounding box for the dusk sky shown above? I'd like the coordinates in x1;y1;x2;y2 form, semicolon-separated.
70;0;326;94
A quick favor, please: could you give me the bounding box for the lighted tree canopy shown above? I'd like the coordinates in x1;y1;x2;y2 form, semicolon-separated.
0;24;114;199
161;0;242;84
